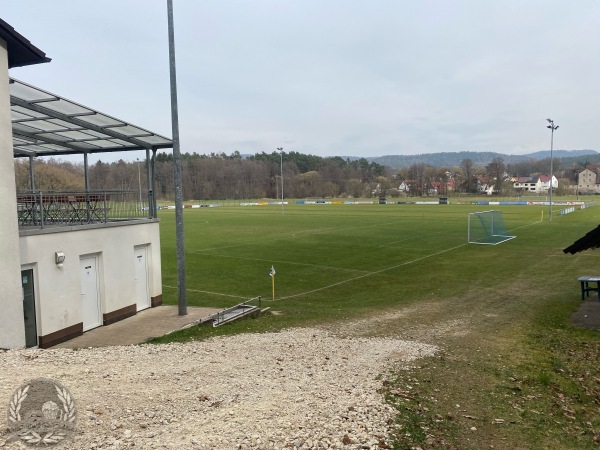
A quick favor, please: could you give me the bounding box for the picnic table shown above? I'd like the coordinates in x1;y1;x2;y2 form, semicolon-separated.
578;276;600;301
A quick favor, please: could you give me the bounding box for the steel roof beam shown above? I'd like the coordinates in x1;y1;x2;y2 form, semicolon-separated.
11;96;154;149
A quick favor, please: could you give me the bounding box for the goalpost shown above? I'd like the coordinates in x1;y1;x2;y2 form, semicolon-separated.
468;210;516;245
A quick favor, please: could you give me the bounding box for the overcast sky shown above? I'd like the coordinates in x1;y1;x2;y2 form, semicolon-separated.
4;1;600;162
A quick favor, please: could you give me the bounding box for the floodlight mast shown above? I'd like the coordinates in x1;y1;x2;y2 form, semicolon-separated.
546;119;559;221
167;0;187;315
277;147;284;215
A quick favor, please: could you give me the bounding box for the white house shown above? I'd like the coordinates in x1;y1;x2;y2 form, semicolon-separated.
1;19;172;349
513;175;558;194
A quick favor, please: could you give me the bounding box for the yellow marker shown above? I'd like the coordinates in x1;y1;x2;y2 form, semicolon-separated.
269;266;276;300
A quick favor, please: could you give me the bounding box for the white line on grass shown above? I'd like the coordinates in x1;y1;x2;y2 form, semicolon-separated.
278;243;468;301
198;219;413;252
163;284;248;299
193;253;373;274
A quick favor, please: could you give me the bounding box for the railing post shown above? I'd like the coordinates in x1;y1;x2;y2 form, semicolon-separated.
38;191;44;228
103;191;108;222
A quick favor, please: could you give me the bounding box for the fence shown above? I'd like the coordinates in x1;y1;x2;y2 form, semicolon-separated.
16;190;151;229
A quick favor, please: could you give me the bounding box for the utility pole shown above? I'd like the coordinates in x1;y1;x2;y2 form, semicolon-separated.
167;0;186;315
546;119;559;221
277;147;284;215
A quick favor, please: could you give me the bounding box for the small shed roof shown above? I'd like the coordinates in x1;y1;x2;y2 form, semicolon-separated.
0;18;50;68
563;225;600;254
11;78;173;157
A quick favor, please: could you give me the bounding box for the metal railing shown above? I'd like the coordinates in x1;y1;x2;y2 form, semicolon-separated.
16;190;152;229
192;296;262;328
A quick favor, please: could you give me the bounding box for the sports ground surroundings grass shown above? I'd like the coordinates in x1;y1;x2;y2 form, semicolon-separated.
153;199;600;449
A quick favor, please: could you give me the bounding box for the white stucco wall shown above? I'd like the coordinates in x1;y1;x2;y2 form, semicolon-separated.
19;220;162;340
0;38;27;349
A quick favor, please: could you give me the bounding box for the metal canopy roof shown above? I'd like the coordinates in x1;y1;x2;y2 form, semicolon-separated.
10;78;173;157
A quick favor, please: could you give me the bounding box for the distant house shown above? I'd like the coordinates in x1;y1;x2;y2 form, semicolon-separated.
577;169;600;194
513;177;537;192
398;180;412;194
513;175;558;194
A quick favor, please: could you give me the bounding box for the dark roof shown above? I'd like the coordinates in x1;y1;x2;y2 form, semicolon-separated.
563;225;600;254
0;18;50;68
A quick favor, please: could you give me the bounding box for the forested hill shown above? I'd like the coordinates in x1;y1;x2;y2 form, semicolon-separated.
364;150;597;169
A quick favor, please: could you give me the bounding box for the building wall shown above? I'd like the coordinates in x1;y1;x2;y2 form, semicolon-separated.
0;38;27;349
578;169;597;191
19;220;162;347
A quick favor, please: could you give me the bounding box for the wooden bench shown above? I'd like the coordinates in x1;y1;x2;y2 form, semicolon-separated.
578;276;600;300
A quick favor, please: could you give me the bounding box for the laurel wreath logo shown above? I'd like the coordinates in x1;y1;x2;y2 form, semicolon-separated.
8;384;29;423
8;381;76;446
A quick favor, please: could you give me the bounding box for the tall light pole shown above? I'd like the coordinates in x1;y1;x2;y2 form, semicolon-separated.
546;119;559;221
167;0;187;315
277;147;284;215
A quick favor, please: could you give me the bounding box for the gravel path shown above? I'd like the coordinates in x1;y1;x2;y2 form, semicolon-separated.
0;328;437;449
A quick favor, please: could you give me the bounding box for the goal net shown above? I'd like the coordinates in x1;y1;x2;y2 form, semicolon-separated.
468;210;516;245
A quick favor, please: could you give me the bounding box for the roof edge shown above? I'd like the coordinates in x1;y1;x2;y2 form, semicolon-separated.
0;17;51;68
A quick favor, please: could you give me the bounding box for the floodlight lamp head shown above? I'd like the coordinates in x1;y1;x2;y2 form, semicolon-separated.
555;125;559;130
547;125;552;129
547;118;552;123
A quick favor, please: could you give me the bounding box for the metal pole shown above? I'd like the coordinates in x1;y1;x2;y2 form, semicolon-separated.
549;128;553;221
547;119;558;221
151;149;157;219
137;158;142;205
145;148;152;217
28;156;35;191
277;147;284;215
167;0;187;315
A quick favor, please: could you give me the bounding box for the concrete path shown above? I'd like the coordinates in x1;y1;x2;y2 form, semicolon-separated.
572;298;600;332
51;305;221;349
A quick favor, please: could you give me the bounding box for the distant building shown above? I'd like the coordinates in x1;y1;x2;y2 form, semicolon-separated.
577;169;600;194
512;175;558;194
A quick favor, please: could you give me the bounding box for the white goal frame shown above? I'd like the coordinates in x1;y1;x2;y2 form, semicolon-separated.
468;210;516;245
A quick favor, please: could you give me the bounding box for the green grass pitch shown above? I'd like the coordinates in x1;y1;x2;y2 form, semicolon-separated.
158;202;600;330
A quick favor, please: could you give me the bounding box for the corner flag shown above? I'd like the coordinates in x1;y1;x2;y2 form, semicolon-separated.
269;266;276;300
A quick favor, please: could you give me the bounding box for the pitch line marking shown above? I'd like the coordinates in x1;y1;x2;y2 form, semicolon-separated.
278;243;468;301
193;252;373;274
198;218;412;252
163;284;248;299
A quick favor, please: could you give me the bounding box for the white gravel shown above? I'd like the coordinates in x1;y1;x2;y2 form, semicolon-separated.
0;327;437;449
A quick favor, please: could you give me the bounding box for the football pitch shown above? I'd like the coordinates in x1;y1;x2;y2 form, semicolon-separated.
159;202;600;326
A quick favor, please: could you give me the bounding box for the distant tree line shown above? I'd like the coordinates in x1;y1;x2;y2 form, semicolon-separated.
14;152;389;201
13;151;584;200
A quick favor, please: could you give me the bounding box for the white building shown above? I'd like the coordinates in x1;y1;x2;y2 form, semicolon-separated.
513;175;558;194
1;19;171;349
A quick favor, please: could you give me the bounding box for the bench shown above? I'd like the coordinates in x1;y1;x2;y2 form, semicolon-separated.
578;276;600;300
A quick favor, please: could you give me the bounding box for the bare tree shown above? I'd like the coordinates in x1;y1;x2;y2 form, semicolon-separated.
460;158;475;193
486;157;505;194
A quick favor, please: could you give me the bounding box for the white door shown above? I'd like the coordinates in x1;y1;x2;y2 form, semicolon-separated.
80;257;101;331
134;246;150;311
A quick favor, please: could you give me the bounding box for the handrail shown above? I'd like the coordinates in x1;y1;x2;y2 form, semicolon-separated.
16;189;150;229
178;296;263;330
